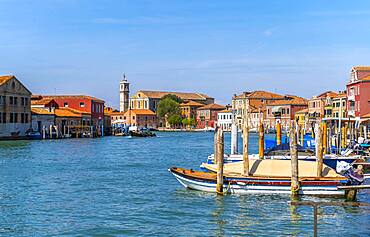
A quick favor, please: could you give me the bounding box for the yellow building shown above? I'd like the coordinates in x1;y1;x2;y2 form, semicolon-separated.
294;108;308;128
180;100;204;119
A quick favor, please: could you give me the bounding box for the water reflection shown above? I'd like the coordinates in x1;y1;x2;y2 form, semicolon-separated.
212;195;226;237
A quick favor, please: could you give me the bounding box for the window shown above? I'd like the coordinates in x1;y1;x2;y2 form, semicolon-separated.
282;109;286;115
0;112;2;123
2;113;5;123
64;102;69;107
9;96;13;105
133;116;135;120
80;102;85;108
21;113;24;123
14;113;18;123
25;98;28;105
287;108;290;114
13;97;17;105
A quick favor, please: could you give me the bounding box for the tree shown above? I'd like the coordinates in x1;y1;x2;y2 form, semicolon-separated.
182;118;190;127
161;94;183;103
157;95;183;128
157;98;181;119
168;114;182;127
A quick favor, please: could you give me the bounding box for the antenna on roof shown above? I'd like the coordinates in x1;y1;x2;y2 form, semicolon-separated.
123;73;127;81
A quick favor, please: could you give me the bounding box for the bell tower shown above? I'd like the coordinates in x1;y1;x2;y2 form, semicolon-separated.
119;74;130;112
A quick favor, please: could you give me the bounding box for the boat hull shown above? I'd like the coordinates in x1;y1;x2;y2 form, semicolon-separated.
169;167;347;196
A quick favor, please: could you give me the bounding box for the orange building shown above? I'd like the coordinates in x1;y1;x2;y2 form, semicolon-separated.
124;109;157;129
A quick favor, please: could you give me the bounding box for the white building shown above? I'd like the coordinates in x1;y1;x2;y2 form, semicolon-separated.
217;109;233;131
119;74;130;112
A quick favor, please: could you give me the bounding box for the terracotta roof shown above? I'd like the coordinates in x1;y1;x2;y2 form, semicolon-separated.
104;107;119;115
180;100;204;107
267;96;308;106
0;75;14;86
40;95;105;103
362;113;370;119
353;66;370;71
111;111;125;116
136;90;213;100
54;108;90;117
218;109;232;113
198;103;225;110
126;109;156;115
31;98;56;106
359;75;370;81
31;108;54;115
295;108;309;114
316;91;339;99
233;90;285;100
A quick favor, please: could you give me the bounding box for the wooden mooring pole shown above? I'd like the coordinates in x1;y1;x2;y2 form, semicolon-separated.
276;121;282;146
290;121;299;196
214;126;219;164
216;128;225;195
259;123;264;159
316;124;323;177
243;116;249;176
322;122;327;155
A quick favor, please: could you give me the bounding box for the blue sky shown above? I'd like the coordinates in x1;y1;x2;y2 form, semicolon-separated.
1;0;370;107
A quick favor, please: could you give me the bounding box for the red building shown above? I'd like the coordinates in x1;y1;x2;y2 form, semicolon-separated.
196;103;225;129
346;66;370;118
32;95;105;129
265;96;308;128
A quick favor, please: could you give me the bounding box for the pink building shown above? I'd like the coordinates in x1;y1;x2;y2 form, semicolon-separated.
265;96;308;128
196;103;225;129
346;66;370;118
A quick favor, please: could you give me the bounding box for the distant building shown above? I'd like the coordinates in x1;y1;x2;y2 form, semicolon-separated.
265;96;308;129
217;109;233;131
180;100;204;119
0;75;32;139
232;91;294;129
346;66;370;119
324;92;347;119
232;91;287;130
124;109;157;129
32;95;105;131
196;103;225;129
31;107;55;134
119;75;130;112
308;91;339;123
294;108;309;129
130;90;214;112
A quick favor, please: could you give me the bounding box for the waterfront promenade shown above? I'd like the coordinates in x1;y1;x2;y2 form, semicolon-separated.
0;132;369;236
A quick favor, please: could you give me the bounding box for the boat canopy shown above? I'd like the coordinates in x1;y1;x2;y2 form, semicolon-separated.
202;159;343;178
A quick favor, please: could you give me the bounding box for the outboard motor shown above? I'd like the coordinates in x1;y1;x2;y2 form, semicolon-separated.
336;161;364;185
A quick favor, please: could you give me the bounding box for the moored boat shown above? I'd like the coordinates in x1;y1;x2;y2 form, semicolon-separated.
169;167;349;196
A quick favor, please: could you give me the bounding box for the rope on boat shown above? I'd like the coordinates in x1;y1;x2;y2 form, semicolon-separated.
291;182;301;193
221;181;232;195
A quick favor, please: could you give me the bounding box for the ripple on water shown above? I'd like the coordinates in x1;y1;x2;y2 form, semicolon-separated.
0;133;369;236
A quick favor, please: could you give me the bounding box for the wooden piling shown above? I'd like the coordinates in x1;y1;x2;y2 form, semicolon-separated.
259;123;264;159
341;125;347;148
300;126;304;147
290;121;299;196
316;124;323;177
214;126;219;164
243;119;249;176
276;122;282;146
216;129;225;195
321;122;327;154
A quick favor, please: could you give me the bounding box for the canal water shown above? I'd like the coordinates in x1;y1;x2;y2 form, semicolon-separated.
0;132;369;236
